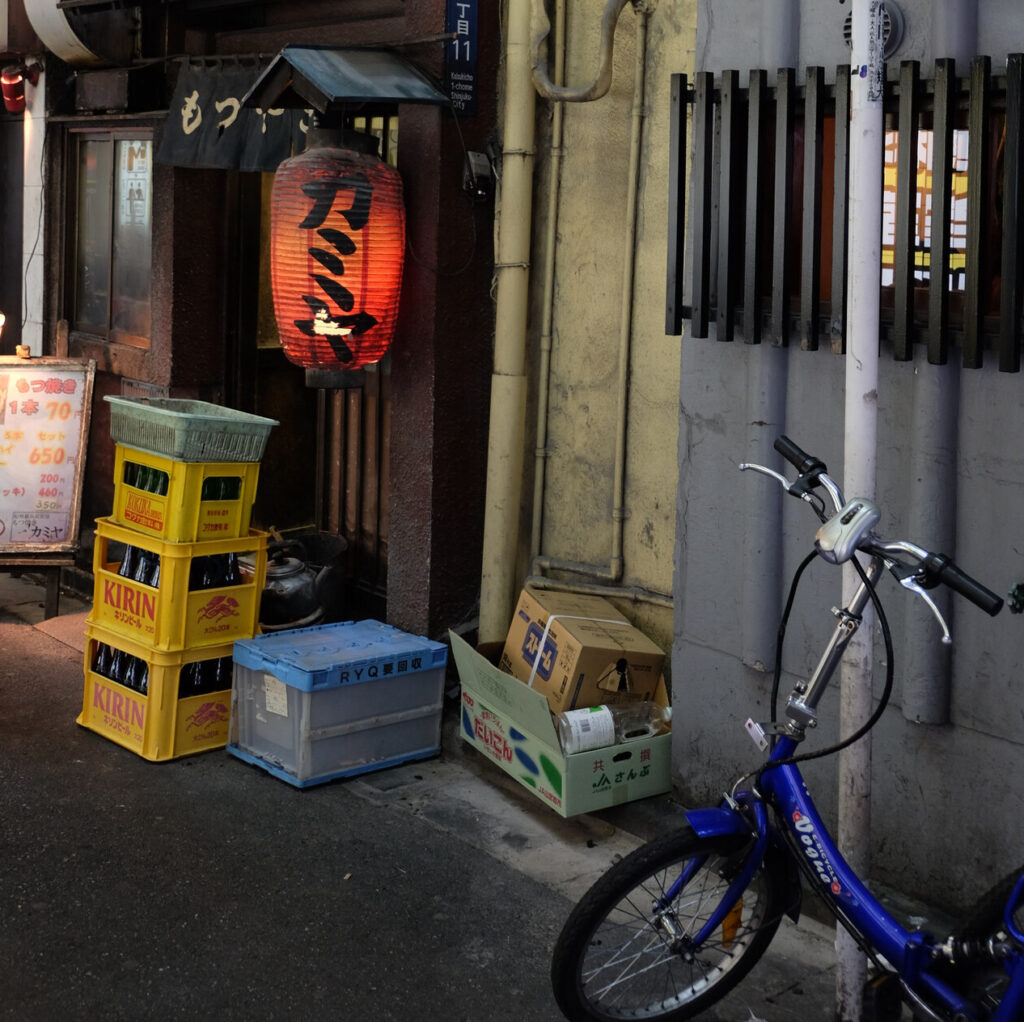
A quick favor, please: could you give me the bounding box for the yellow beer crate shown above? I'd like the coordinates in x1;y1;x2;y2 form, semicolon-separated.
78;622;236;761
111;444;261;542
88;517;267;652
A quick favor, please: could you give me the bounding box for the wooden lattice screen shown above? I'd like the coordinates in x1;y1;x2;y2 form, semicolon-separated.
665;54;1024;372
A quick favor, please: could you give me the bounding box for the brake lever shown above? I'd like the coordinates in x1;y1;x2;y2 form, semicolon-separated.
897;573;953;645
739;462;828;519
739;462;790;488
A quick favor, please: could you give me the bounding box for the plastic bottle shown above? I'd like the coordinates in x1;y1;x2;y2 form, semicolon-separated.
556;702;673;755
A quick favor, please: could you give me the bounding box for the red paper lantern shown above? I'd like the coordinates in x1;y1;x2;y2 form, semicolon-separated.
1;66;27;113
270;137;405;371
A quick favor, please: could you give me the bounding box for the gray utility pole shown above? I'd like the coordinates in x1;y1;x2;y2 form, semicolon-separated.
837;1;885;1019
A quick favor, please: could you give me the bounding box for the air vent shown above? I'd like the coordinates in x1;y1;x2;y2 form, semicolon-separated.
843;2;906;60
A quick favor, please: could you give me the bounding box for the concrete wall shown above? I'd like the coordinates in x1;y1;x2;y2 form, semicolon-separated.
674;340;1024;908
514;0;1023;907
697;0;1024;82
671;0;1024;908
521;0;697;651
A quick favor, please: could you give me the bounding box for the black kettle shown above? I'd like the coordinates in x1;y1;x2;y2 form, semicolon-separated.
259;540;328;632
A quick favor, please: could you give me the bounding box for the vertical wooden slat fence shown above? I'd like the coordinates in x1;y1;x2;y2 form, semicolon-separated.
690;72;714;338
667;56;1024;372
665;72;688;336
1001;54;1024;372
830;64;851;353
769;68;795;347
801;66;825;351
717;69;740;343
963;56;991;368
892;60;919;361
744;70;768;345
928;59;955;365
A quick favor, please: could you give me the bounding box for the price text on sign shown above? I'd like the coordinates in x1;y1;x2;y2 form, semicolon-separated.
0;360;94;551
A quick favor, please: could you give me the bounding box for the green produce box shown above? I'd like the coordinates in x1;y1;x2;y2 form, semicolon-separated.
450;632;671;818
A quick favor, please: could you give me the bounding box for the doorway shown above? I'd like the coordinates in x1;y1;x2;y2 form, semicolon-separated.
228;170;390;621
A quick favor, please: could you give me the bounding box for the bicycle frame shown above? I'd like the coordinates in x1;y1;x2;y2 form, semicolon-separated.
682;556;1024;1022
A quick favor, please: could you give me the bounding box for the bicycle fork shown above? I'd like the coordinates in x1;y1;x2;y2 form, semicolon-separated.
665;801;772;954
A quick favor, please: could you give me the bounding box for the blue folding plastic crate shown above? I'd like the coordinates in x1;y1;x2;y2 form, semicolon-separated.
228;620;448;787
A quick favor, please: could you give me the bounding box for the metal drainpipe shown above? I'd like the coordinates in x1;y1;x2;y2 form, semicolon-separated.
530;0;567;566
531;0;633;103
837;3;885;1019
530;1;662;605
901;0;978;724
741;1;799;673
478;0;536;643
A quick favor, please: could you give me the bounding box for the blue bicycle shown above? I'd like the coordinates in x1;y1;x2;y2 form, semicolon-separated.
552;436;1023;1021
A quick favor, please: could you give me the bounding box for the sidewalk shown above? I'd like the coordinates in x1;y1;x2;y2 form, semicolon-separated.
0;569;848;1021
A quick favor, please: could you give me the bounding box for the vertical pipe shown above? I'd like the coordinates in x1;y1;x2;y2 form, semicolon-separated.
758;0;800;72
21;72;44;355
741;4;797;674
837;3;884;1019
479;0;535;642
931;0;977;76
530;0;566;563
608;9;649;582
902;1;979;724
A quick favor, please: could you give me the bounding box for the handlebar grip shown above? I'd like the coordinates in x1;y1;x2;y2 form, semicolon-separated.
774;435;828;478
923;553;1003;616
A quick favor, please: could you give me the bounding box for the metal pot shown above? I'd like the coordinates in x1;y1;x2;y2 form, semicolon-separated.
259;540;326;632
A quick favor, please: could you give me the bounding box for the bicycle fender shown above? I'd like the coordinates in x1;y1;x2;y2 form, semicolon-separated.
685;807;753;840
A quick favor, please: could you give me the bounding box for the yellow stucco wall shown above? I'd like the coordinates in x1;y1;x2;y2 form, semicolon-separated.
517;0;697;658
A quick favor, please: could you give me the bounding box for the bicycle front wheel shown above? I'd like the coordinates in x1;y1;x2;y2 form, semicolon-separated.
551;828;787;1021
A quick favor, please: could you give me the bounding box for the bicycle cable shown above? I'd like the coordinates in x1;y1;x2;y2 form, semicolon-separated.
752;551;897;785
769;549;819;729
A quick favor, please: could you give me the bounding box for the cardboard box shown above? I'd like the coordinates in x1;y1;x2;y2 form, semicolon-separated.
452;632;671;817
500;587;665;714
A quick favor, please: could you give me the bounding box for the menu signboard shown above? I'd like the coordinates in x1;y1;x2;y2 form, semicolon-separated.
0;358;95;555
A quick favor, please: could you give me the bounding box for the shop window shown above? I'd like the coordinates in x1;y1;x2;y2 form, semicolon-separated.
69;130;153;348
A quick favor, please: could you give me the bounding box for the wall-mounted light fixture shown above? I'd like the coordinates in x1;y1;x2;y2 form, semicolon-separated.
270;127;406;371
2;62;41;114
243;45;449;373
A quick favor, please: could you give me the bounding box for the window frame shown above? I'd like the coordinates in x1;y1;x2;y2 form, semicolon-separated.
63;124;155;353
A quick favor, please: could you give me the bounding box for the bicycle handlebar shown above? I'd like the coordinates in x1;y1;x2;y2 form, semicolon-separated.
773;435;827;479
920;551;1003;616
765;435;1003;617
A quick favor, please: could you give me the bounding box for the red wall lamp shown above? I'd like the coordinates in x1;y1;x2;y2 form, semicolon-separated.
2;62;41;114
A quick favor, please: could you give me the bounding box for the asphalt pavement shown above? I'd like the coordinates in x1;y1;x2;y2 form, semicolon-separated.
0;569;853;1021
